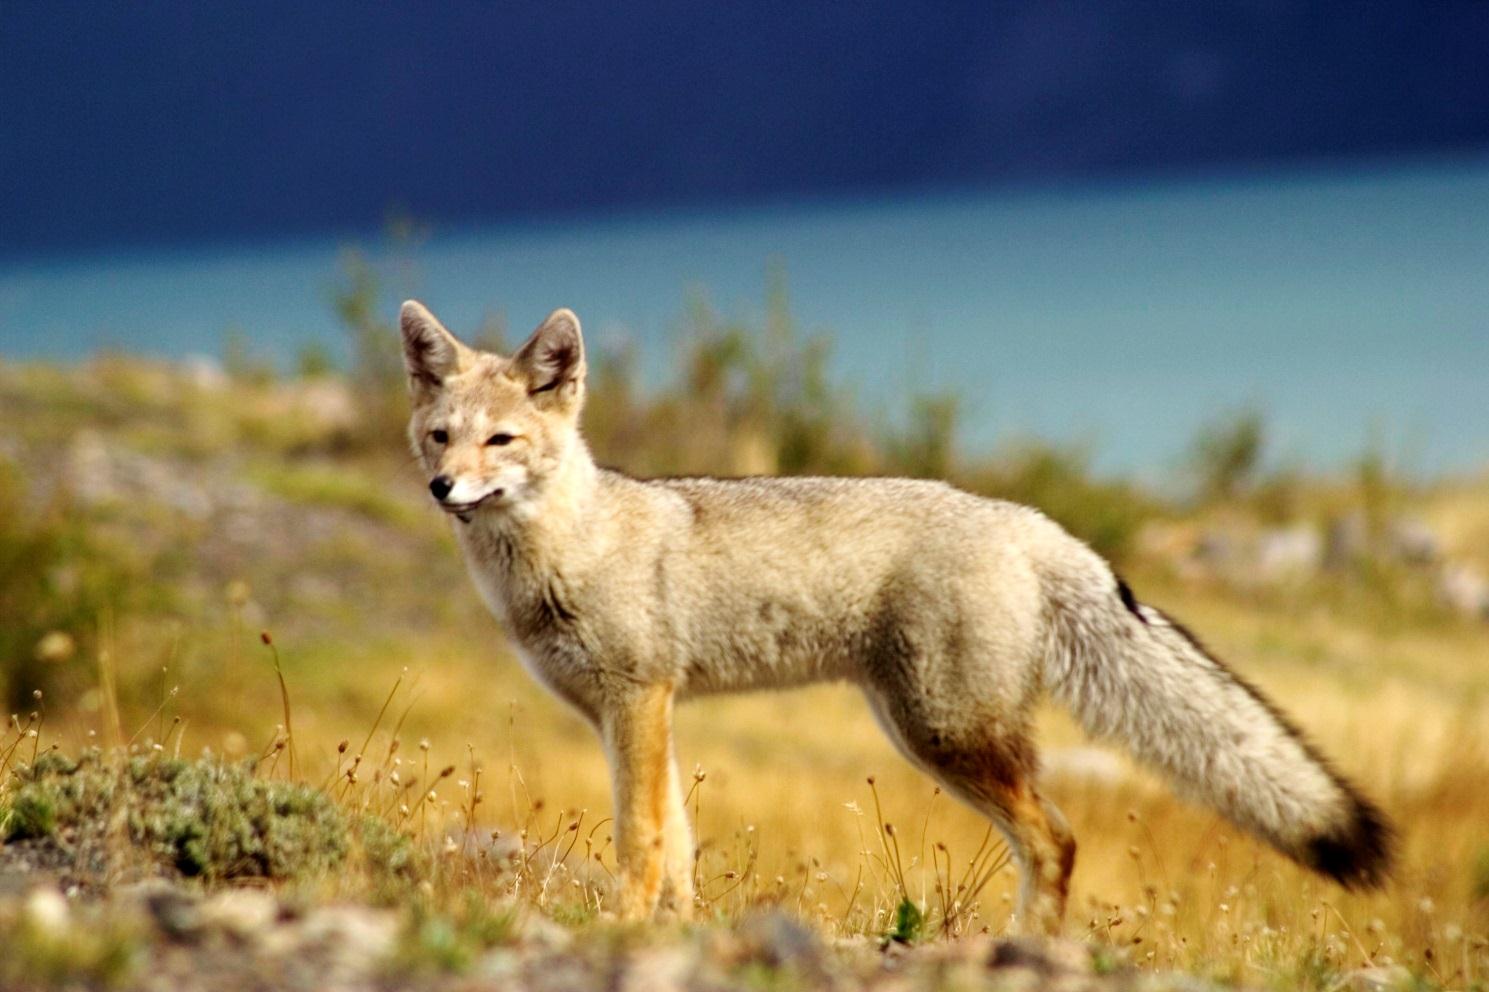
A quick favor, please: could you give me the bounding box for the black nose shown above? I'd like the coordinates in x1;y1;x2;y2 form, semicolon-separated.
428;475;453;501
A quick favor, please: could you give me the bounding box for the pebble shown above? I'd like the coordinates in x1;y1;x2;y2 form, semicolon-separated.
196;889;280;939
22;885;71;933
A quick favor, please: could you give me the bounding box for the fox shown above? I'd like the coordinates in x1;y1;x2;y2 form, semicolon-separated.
398;298;1391;933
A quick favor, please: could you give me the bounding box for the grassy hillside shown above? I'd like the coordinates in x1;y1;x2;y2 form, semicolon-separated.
2;306;1487;989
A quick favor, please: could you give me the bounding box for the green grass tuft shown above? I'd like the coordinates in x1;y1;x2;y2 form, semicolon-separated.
885;897;924;946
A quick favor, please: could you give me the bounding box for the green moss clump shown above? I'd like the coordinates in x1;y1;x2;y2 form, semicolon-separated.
2;749;348;884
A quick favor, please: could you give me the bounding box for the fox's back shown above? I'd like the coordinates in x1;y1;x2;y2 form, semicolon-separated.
632;473;1060;695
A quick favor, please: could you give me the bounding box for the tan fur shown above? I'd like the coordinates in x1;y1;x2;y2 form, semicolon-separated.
399;300;1392;932
605;683;693;918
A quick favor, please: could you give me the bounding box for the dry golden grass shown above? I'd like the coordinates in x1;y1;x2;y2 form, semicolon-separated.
4;352;1489;988
16;560;1485;989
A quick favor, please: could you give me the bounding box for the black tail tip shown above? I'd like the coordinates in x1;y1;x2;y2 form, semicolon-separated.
1304;794;1394;889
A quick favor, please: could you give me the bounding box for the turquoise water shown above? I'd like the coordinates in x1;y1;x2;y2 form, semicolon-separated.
3;158;1487;478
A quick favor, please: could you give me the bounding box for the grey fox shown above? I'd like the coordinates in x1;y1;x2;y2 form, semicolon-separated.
399;299;1391;932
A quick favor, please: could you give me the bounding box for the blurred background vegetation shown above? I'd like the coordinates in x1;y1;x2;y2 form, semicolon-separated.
1;248;1487;984
5;6;1489;984
2;245;1484;713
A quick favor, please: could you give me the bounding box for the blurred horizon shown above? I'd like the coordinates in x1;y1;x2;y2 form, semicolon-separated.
5;153;1489;481
3;3;1488;479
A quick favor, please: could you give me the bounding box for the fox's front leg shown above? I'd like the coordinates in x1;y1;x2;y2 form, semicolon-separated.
602;682;694;920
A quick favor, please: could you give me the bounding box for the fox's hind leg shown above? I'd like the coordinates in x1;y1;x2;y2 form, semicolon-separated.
863;689;1075;935
945;770;1075;935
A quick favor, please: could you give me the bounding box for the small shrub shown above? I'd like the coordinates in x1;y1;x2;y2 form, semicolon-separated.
967;443;1156;562
1188;408;1265;503
358;813;426;900
3;750;348;884
296;341;337;378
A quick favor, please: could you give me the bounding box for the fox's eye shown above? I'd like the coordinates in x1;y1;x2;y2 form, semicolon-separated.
430;429;448;445
486;432;515;447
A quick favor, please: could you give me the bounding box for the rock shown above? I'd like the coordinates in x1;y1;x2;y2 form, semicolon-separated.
474;946;522;983
987;936;1096;976
281;904;400;967
1387;517;1440;565
197;889;280;940
516;910;574;950
270;379;359;437
1255;525;1323;579
182;355;228;391
300;380;358;432
118;879;201;937
22;885;70;934
1439;564;1489;619
63;431;213;519
1193;531;1236;568
619;945;694;992
66;430;117;505
736;909;825;971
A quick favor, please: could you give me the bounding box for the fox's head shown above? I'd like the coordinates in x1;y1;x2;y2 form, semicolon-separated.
400;300;586;521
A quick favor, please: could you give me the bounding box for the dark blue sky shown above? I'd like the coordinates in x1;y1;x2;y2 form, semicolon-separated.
5;1;1489;253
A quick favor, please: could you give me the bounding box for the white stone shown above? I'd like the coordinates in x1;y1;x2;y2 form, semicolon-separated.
22;886;70;934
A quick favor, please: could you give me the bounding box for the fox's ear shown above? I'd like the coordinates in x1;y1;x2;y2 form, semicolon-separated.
509;308;585;403
400;300;469;391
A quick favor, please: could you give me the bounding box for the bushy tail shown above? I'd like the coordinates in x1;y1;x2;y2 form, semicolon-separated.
1039;562;1392;888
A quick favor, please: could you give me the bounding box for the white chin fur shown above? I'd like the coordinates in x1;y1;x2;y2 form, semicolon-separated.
445;479;498;505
